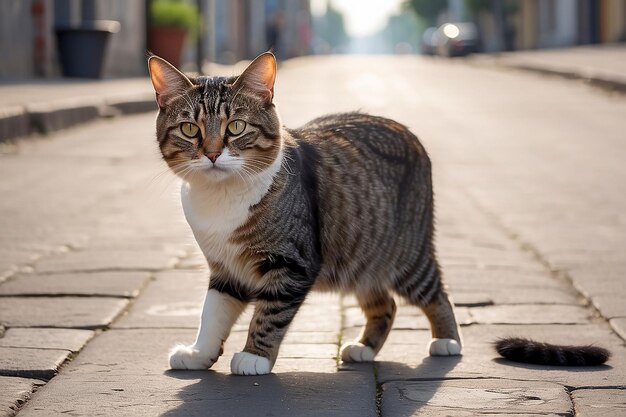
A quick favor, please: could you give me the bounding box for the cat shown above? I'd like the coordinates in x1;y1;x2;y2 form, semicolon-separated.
147;52;609;375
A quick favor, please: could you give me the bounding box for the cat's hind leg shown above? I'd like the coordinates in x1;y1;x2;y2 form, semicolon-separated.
421;290;462;356
169;288;247;370
341;291;396;362
394;260;461;356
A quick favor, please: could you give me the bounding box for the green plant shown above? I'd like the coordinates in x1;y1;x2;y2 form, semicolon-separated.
405;0;448;26
150;0;199;31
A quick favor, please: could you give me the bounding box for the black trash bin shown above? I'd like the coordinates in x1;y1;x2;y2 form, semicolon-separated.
55;20;120;78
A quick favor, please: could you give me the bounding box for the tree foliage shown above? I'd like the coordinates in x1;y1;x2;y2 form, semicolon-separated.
405;0;448;25
465;0;490;12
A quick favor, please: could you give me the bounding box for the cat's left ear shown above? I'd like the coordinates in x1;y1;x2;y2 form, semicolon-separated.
148;56;194;108
232;52;276;103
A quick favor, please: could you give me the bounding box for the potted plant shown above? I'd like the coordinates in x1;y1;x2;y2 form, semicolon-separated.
55;20;120;78
149;0;199;68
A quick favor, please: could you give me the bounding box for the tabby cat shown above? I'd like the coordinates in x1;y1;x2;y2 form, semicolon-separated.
148;52;608;375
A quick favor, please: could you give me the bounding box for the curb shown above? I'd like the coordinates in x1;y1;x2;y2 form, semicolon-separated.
0;95;156;143
507;62;626;94
469;54;626;94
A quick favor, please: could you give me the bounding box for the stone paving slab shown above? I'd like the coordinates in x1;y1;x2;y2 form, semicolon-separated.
0;347;69;380
0;297;128;329
443;269;566;291
572;388;626;416
374;324;625;388
113;270;207;329
469;304;589;324
450;287;578;305
381;378;572;416
446;292;493;306
16;328;374;417
0;376;45;417
0;328;93;352
0;271;150;298
18;371;374;417
32;249;179;274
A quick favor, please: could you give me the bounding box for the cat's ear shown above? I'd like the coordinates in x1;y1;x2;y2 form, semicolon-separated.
148;56;194;108
232;52;276;103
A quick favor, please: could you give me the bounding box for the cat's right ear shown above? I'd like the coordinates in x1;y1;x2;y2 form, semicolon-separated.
148;56;193;108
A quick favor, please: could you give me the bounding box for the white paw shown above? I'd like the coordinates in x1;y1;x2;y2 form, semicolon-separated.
340;342;376;362
429;338;462;356
230;352;272;375
169;344;217;370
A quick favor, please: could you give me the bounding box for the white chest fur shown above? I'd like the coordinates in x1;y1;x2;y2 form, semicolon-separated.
181;151;283;278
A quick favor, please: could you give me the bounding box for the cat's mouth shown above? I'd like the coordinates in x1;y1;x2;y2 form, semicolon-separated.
198;164;233;181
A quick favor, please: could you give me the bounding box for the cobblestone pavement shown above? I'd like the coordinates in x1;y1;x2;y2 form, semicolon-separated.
1;55;625;416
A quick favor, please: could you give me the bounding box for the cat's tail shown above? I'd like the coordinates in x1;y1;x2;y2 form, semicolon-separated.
494;337;610;366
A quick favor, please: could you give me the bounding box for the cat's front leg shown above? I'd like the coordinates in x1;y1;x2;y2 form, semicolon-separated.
169;288;247;370
231;292;308;376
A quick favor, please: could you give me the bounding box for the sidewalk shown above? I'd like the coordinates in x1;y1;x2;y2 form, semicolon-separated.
0;78;155;143
472;43;626;93
1;51;625;416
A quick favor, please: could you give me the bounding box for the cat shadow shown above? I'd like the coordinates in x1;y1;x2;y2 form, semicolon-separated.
492;357;613;371
371;356;462;417
160;365;375;417
160;357;461;417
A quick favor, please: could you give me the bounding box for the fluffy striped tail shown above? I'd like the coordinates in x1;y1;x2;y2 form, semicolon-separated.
495;337;610;366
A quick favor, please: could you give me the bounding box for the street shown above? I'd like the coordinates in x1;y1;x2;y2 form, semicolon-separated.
1;55;625;416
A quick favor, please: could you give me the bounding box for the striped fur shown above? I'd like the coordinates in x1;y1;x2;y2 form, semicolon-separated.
149;53;461;375
495;338;610;366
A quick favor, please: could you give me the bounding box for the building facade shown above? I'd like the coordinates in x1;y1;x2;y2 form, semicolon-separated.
0;0;311;79
0;0;146;79
474;0;626;52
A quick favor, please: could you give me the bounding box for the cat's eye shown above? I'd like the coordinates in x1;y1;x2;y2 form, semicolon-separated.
180;122;199;138
227;120;246;136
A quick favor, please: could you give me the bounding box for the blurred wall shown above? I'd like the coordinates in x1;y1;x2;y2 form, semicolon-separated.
537;0;578;47
500;0;626;52
0;0;56;78
0;0;145;79
96;0;146;77
199;0;311;66
601;0;626;42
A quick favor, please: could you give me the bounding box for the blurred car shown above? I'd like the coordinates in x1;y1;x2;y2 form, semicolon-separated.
421;27;439;55
436;22;480;57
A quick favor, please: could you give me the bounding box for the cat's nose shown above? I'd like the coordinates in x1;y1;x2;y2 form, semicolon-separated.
206;152;221;163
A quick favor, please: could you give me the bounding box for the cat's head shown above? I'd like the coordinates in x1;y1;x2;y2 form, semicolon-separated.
148;52;281;183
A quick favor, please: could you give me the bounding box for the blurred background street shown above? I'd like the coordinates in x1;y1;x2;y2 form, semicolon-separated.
1;0;626;416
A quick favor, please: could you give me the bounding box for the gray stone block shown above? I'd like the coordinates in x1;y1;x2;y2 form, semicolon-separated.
0;347;69;380
0;328;93;352
572;388;626;416
112;270;208;329
26;100;100;134
106;97;156;116
381;379;572;416
0;271;150;298
0;297;128;329
0;106;30;143
469;304;589;324
16;329;375;417
449;292;494;306
32;250;179;274
0;376;45;417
